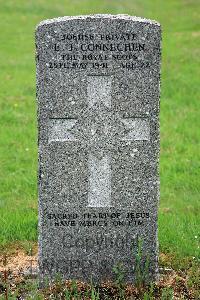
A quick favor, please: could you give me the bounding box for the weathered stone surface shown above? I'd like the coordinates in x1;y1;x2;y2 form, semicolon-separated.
36;14;161;283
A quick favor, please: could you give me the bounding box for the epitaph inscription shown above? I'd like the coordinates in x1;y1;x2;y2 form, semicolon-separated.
36;15;161;283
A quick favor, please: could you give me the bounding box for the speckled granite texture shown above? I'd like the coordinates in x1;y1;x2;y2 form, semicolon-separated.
36;14;161;283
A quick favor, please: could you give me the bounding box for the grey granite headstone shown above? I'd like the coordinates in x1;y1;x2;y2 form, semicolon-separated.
36;14;161;283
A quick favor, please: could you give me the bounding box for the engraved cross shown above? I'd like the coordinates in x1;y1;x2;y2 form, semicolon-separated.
49;76;150;207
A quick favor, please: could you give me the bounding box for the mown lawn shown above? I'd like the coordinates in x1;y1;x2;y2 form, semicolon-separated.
0;0;199;270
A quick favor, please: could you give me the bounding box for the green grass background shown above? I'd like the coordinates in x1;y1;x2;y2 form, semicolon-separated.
0;0;199;268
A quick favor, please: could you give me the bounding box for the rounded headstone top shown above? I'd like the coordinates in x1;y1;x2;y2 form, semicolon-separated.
36;14;160;30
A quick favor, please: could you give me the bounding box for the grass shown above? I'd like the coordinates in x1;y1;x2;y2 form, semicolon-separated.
1;250;198;299
0;0;199;272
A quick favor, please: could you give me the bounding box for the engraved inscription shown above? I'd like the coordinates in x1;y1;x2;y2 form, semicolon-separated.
45;31;151;71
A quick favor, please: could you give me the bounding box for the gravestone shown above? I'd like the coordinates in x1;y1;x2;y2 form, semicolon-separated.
36;14;161;283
